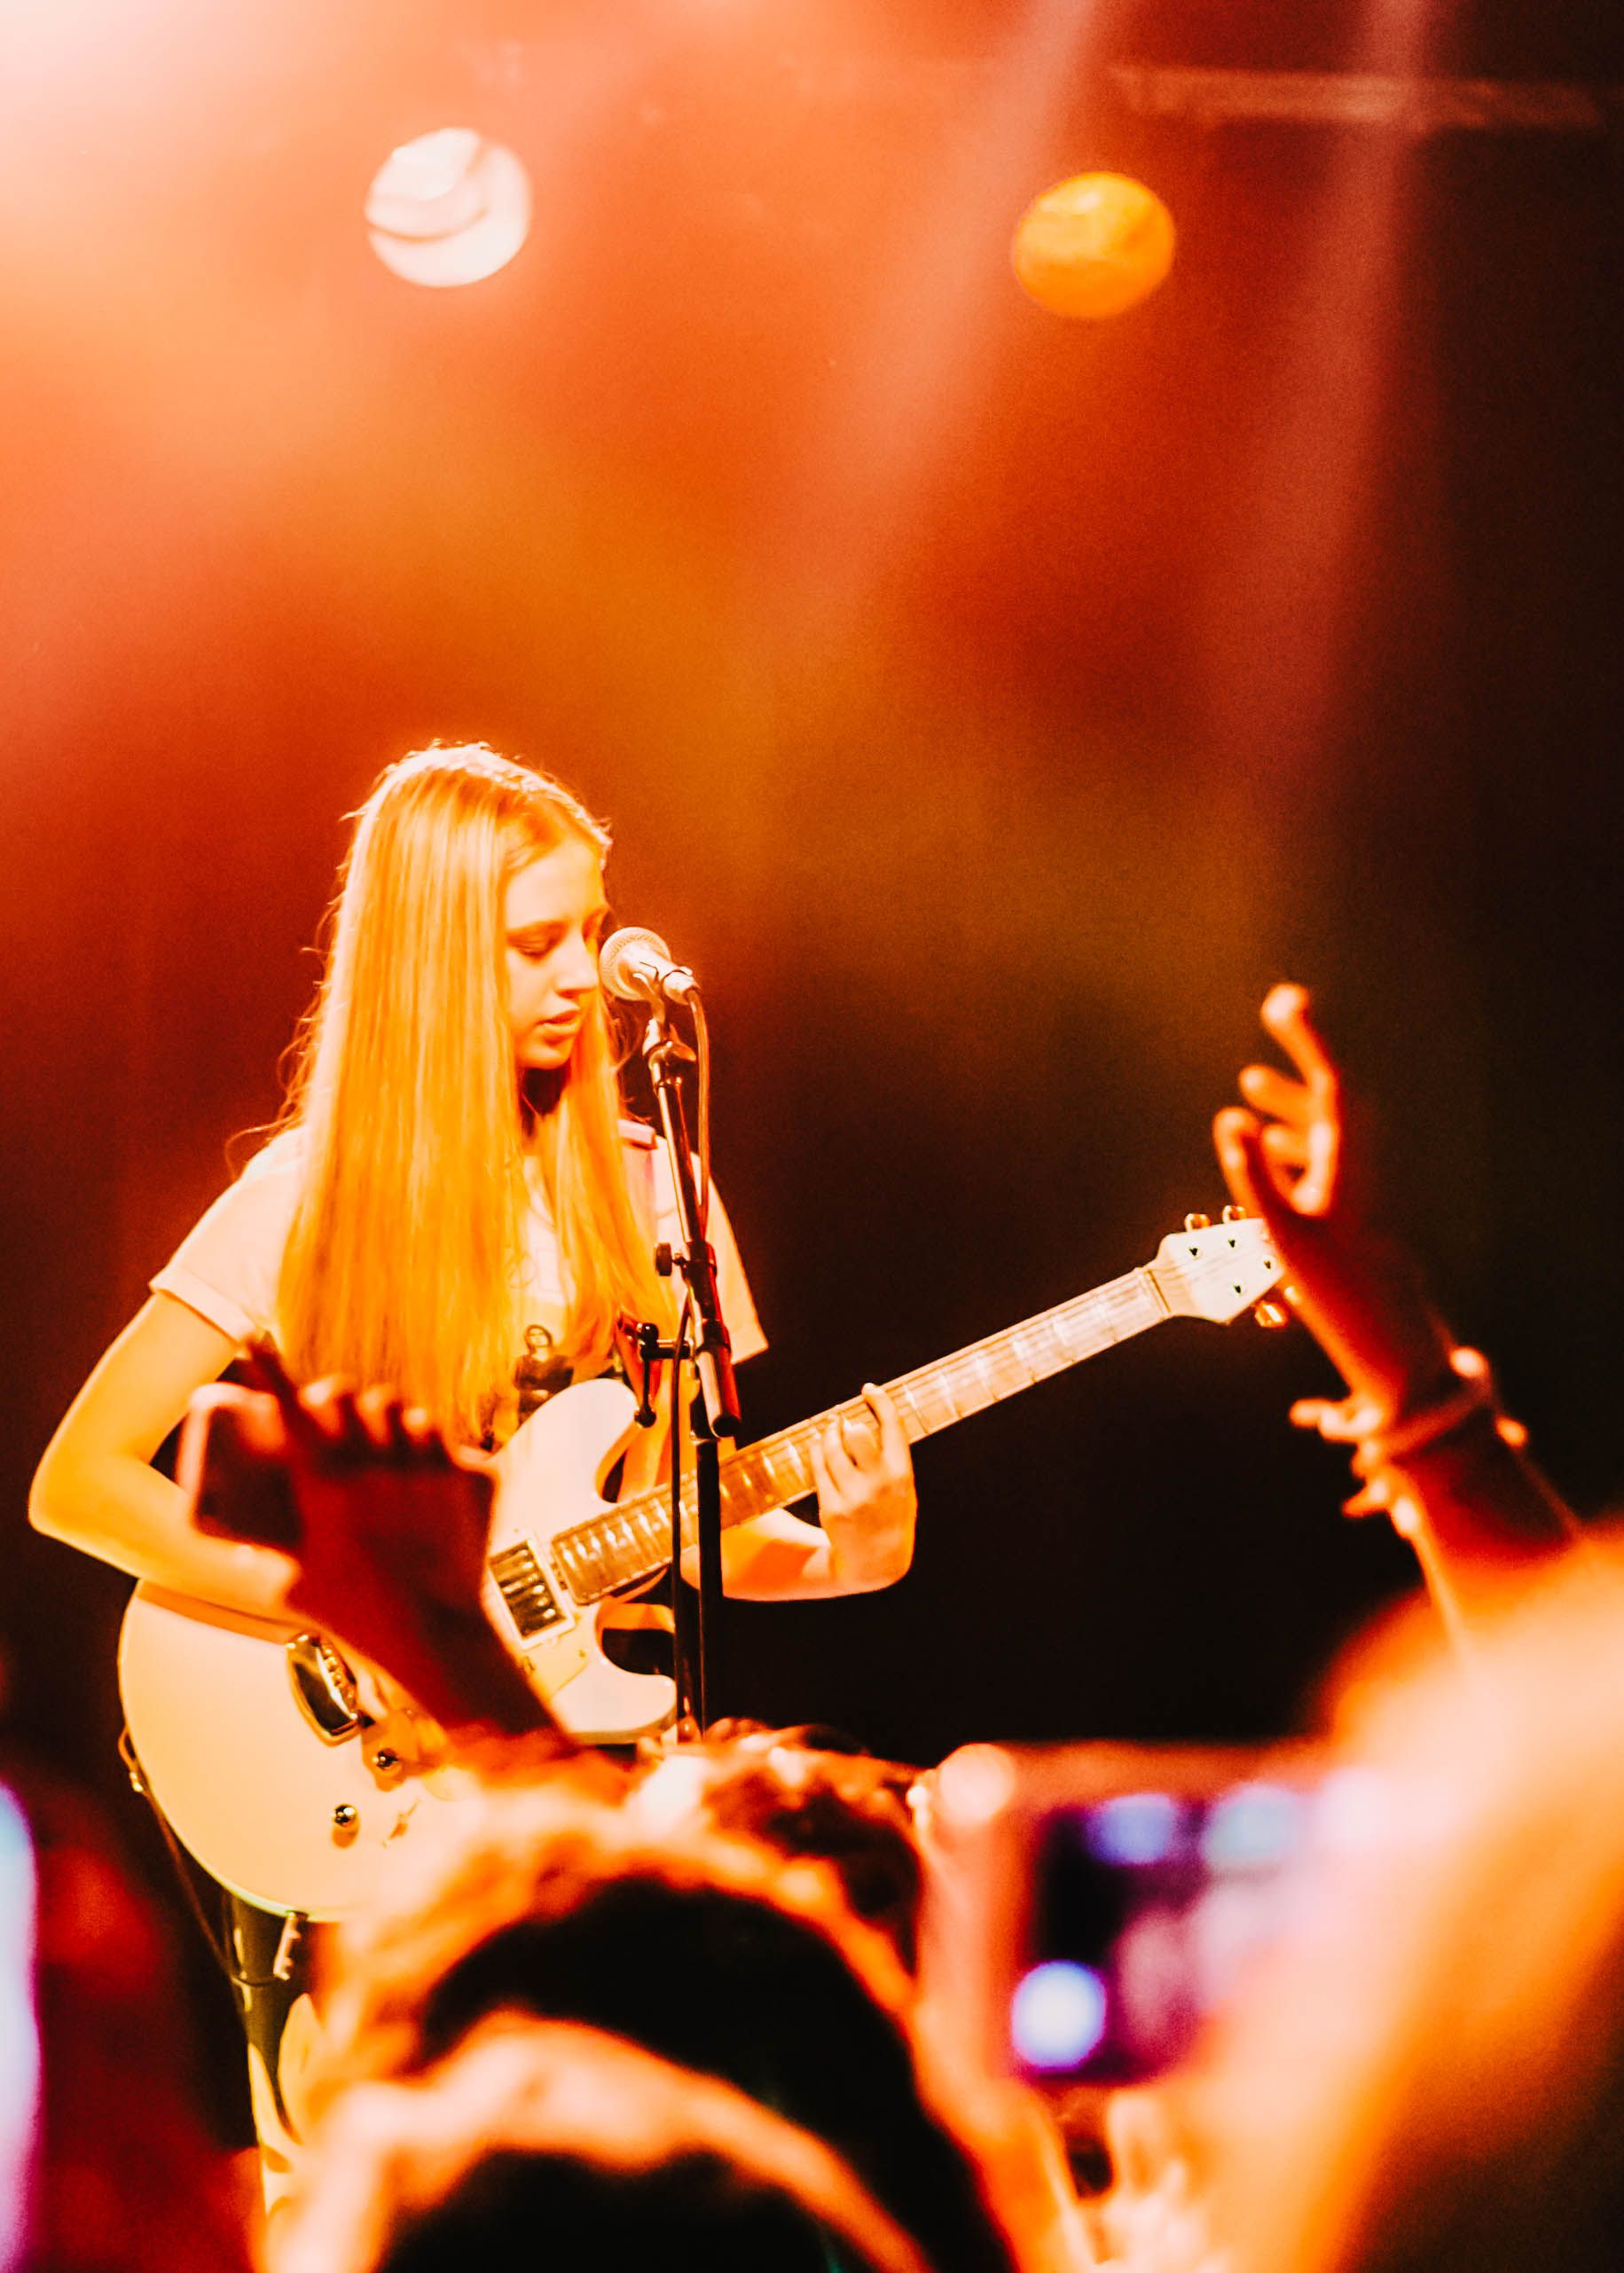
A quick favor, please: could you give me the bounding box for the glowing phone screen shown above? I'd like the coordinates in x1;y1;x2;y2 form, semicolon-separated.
1011;1779;1314;2085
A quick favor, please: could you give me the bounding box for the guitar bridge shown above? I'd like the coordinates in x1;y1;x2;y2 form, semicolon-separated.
489;1541;566;1638
286;1633;369;1744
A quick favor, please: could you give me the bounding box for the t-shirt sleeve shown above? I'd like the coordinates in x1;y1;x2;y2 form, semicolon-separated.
149;1139;302;1349
647;1147;767;1366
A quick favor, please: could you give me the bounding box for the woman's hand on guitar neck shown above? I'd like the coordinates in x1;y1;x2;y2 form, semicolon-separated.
184;1348;565;1749
718;1385;917;1598
810;1386;917;1590
1213;984;1455;1421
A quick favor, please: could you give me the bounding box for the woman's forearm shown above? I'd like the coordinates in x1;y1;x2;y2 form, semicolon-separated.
30;1444;296;1620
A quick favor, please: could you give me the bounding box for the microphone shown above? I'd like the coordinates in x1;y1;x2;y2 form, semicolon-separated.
599;925;701;1011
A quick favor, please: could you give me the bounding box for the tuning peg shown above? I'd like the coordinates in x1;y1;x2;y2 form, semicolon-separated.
1222;1203;1248;1222
1183;1211;1212;1232
1252;1298;1291;1329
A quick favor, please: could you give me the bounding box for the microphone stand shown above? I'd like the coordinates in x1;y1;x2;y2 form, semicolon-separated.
642;1008;740;1732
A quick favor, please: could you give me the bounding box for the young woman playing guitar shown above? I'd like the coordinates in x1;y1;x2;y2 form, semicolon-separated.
32;743;914;1611
28;743;916;2173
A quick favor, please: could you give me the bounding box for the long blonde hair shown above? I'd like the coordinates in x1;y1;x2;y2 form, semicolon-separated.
275;745;669;1440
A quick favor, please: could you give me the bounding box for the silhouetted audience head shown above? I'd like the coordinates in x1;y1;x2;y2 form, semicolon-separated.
309;1764;1058;2273
271;2018;935;2273
632;1720;924;1968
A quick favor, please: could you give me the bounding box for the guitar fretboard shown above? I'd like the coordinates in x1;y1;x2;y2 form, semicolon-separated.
546;1267;1168;1605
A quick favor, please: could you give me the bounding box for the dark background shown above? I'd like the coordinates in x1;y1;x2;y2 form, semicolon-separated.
2;0;1620;2116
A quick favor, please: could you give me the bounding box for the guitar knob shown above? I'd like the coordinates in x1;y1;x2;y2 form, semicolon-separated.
332;1803;359;1843
1252;1299;1291;1330
1222;1203;1248;1221
1183;1212;1212;1232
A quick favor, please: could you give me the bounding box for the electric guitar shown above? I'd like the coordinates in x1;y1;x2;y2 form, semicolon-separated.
119;1213;1282;1917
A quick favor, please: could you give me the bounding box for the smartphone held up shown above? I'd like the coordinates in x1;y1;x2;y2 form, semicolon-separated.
920;1742;1346;2092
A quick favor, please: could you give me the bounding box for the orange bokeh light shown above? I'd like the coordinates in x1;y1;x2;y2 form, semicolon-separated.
1012;172;1176;320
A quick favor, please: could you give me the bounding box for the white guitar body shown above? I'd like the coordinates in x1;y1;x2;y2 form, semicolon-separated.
120;1376;671;1918
118;1217;1282;1918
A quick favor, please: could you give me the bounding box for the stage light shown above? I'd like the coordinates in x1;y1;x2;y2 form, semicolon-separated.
365;127;532;288
1012;170;1175;319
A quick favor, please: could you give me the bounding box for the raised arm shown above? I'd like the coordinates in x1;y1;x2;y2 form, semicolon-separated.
1214;984;1577;1623
182;1350;563;1747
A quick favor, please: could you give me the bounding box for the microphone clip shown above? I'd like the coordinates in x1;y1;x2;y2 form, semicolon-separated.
642;1016;695;1067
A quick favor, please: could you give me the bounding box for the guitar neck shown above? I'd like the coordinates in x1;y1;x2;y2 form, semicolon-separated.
553;1267;1169;1598
717;1266;1167;1524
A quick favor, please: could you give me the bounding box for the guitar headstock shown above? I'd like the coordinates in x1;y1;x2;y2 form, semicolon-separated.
1146;1211;1285;1325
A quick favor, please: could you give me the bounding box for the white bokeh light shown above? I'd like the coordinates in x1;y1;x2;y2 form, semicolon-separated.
365;126;532;288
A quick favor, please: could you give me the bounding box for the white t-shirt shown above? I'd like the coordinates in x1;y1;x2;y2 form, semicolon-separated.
151;1124;766;1383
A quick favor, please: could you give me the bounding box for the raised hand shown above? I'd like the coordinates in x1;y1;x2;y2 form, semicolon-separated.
179;1344;563;1746
1213;983;1454;1419
810;1385;917;1590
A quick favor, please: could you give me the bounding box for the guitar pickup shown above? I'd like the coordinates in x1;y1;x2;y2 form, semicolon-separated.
488;1541;566;1637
